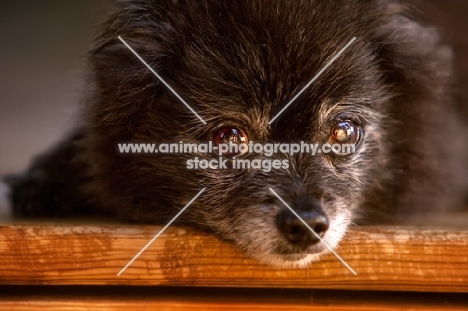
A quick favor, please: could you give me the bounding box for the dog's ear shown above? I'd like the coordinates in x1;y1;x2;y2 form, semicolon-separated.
87;0;183;129
373;0;452;96
86;0;186;133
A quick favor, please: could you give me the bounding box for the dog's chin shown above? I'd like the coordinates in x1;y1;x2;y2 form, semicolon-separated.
246;239;332;268
252;251;325;269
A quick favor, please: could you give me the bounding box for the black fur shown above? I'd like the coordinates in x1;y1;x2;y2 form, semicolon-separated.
5;0;467;266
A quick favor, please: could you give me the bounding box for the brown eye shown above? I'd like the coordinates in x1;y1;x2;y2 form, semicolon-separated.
329;120;360;145
213;126;249;157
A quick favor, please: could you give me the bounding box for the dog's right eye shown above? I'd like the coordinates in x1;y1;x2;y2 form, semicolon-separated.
213;126;249;157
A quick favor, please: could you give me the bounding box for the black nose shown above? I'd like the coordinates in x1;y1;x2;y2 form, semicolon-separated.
276;209;330;249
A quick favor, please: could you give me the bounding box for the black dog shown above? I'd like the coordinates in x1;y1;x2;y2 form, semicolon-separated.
5;0;468;267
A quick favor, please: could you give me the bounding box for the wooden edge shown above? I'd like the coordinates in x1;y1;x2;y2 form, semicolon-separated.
0;287;467;311
0;225;467;292
1;298;466;311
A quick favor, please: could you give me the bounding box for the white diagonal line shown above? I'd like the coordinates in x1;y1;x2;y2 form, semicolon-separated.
268;37;357;124
268;188;357;275
118;36;207;125
117;188;206;276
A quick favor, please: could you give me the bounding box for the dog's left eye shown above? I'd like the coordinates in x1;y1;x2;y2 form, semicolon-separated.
329;120;361;146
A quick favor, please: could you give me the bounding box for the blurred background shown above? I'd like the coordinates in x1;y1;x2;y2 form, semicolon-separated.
0;1;111;176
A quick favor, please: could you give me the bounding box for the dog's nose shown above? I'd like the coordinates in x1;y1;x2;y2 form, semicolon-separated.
276;209;330;249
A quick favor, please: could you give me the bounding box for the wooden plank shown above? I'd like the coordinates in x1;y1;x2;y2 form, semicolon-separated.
1;299;467;311
1;288;467;311
0;225;467;292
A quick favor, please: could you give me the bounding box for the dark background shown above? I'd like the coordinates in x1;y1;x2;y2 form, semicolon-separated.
0;1;110;176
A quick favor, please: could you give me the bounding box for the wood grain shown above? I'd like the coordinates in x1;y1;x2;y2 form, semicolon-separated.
1;288;467;311
1;299;466;311
0;225;467;292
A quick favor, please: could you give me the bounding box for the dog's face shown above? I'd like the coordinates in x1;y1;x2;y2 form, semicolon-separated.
89;0;446;267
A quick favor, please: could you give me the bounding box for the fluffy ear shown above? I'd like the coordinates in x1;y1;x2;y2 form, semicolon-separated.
86;0;181;129
373;0;452;97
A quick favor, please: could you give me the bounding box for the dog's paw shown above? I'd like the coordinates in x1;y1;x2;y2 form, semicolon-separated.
3;168;66;218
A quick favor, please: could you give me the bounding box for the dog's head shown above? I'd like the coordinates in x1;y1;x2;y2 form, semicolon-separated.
89;0;450;267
